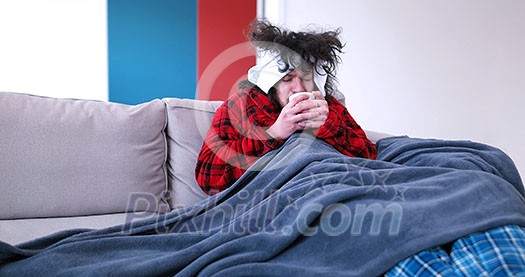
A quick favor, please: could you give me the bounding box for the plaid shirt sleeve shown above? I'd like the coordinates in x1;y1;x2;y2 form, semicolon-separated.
314;95;377;159
195;91;284;195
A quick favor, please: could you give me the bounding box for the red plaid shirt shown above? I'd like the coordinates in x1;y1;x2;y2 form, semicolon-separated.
195;88;377;195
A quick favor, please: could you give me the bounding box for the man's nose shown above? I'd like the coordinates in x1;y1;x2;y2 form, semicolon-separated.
291;77;306;92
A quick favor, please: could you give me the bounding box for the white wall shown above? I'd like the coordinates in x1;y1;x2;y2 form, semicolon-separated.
0;0;107;100
264;0;525;178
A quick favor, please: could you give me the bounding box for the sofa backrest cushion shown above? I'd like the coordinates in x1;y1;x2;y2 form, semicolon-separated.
163;98;222;208
0;92;169;219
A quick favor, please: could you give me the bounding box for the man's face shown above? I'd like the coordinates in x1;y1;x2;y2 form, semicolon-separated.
274;68;316;108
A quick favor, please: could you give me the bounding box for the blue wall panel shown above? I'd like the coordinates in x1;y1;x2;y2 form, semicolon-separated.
108;0;197;104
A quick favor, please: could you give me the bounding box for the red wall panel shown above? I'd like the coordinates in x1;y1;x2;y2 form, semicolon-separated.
197;0;256;100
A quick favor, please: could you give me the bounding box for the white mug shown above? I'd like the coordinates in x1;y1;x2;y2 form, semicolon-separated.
288;92;315;102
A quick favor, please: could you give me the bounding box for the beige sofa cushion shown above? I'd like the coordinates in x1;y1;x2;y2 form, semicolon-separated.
0;92;169;219
163;98;222;208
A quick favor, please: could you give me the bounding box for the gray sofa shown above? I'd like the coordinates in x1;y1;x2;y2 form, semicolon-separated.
0;91;390;245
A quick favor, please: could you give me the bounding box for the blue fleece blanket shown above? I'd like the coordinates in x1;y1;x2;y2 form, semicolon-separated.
1;134;525;276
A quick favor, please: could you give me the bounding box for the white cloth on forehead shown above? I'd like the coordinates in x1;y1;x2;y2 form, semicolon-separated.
247;51;327;96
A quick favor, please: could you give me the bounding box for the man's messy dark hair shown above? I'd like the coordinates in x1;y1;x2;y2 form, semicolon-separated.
241;20;344;97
